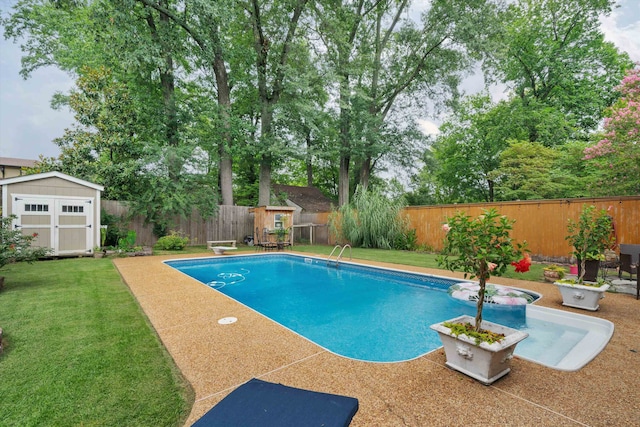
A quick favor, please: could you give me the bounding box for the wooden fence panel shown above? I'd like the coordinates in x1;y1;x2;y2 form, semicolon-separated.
101;201;254;247
293;212;330;245
404;196;640;262
102;196;639;261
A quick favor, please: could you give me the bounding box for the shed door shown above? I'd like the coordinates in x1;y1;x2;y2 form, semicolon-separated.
55;198;94;255
12;196;54;251
13;196;94;255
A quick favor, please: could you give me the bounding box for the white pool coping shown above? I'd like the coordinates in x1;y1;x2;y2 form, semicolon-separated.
515;305;614;371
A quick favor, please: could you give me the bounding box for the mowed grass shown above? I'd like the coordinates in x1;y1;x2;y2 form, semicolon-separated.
0;258;193;427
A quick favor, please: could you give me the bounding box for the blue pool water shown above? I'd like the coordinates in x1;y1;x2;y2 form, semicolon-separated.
165;254;611;367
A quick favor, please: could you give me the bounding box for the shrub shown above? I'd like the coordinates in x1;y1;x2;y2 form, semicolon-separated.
117;230;138;252
154;231;189;251
1;215;51;270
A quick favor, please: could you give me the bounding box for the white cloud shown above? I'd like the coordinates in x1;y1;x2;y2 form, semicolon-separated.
417;119;440;136
600;1;640;62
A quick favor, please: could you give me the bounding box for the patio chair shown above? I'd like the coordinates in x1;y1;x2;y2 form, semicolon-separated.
619;244;639;278
192;378;359;427
257;227;277;251
600;249;619;279
254;227;272;251
619;253;637;280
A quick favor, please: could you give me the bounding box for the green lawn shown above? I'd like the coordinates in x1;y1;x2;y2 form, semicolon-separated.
0;245;548;425
0;258;193;427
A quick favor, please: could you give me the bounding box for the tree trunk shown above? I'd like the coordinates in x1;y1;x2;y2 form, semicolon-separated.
305;130;313;187
213;53;234;206
258;154;272;206
475;266;489;332
359;156;371;191
338;154;350;206
338;67;351;206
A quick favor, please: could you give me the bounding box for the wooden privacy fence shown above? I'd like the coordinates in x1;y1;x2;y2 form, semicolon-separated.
404;196;640;262
101;201;331;247
103;196;639;261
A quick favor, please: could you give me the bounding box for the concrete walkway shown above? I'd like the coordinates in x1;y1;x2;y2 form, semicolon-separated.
114;252;640;427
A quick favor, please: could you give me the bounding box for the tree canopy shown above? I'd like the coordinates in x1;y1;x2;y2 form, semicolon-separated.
3;0;636;222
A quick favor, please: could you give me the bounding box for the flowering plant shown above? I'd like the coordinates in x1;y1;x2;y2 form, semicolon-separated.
1;215;51;271
583;67;640;195
437;209;530;333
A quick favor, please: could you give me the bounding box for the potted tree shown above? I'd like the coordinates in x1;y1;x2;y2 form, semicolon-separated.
556;205;613;310
430;209;531;385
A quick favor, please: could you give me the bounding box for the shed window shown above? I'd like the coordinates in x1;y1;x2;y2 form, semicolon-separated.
62;205;84;213
25;204;49;212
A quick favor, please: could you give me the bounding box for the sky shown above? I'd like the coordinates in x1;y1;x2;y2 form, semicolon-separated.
0;1;639;161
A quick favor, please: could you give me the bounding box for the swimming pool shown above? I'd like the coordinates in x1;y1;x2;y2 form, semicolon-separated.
165;254;613;369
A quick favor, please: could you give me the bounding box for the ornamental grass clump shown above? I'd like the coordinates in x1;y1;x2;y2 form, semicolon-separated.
329;188;415;250
437;209;530;333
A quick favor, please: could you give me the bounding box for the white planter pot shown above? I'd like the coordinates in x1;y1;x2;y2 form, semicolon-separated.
430;315;529;385
554;282;610;311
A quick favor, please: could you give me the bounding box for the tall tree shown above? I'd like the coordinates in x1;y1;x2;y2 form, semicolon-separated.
244;0;311;206
135;0;236;205
353;0;501;191
430;94;517;203
314;0;502;205
488;0;632;141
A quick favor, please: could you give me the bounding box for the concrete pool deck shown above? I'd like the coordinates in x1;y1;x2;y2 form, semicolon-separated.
113;252;640;426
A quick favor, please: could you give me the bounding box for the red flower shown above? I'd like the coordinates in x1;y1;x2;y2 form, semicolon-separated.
511;254;531;273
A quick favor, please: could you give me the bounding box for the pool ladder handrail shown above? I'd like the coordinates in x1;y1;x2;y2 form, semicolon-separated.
327;244;352;266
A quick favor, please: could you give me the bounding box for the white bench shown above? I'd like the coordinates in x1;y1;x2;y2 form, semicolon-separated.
207;240;237;251
211;246;238;255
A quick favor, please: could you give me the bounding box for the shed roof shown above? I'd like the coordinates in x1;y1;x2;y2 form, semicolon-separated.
272;184;334;213
0;171;104;192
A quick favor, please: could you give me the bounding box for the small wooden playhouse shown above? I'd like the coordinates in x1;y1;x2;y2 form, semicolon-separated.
0;171;104;256
250;206;296;246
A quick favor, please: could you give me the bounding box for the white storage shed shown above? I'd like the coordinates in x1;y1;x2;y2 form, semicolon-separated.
0;171;104;256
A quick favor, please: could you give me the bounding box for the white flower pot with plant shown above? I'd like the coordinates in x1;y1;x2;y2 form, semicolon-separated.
557;205;614;309
553;279;610;311
431;209;531;385
431;314;528;385
565;205;614;284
